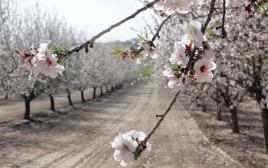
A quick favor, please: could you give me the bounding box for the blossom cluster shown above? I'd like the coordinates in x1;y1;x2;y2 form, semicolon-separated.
163;20;216;90
16;42;65;78
111;130;151;167
111;35;158;64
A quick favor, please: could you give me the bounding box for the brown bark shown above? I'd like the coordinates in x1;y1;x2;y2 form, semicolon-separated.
216;104;222;121
22;92;36;120
49;94;55;111
93;87;96;99
202;103;207;112
106;85;109;93
81;90;85;103
261;107;268;154
230;106;240;133
100;87;103;96
24;98;30;119
68;92;73;106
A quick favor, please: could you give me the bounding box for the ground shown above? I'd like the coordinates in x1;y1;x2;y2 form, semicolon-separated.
0;79;266;167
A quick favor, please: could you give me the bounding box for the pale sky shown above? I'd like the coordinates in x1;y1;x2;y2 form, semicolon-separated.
34;0;157;42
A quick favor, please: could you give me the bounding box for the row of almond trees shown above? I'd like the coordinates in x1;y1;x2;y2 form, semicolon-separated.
183;6;268;153
0;0;141;120
138;1;268;154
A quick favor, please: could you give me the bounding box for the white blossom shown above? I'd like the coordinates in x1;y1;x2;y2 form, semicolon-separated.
185;20;204;47
169;42;189;66
111;133;138;167
111;130;151;167
194;59;216;83
156;0;192;15
32;45;65;78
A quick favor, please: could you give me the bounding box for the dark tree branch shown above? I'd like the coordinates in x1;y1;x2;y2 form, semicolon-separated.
150;15;172;47
221;0;227;38
65;0;161;58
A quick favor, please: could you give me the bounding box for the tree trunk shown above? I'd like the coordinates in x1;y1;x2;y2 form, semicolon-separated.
106;85;109;93
24;98;31;120
216;103;222;121
196;97;201;107
49;94;55;111
100;87;103;96
5;93;8;100
202;103;207;112
68;92;73;106
230;106;240;133
93;87;96;99
261;107;268;154
81;90;85;103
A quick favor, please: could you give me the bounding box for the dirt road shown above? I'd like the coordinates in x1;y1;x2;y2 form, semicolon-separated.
0;80;243;168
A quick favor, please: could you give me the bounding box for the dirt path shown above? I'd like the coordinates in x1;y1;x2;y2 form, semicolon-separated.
0;80;242;168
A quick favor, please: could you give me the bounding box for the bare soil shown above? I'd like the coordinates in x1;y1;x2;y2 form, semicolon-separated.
180;96;268;168
0;80;248;167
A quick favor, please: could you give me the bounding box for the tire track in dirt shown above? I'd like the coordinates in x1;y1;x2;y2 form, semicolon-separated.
1;80;243;168
19;82;148;168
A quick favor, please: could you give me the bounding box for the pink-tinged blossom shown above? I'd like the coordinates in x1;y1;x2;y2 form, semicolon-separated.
163;68;184;90
181;34;192;46
111;130;151;167
168;76;184;90
139;42;159;59
155;0;192;15
38;42;51;54
111;133;138;167
194;59;216;83
186;21;204;47
201;49;215;61
169;42;189;66
32;53;64;78
126;130;151;161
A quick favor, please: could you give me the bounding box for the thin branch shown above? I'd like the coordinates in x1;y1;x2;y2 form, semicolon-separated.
66;0;161;57
201;0;216;33
136;0;216;151
150;15;172;47
143;90;182;143
221;0;227;38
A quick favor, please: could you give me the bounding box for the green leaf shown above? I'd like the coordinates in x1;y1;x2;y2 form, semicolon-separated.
133;149;140;160
205;28;214;35
63;44;69;51
110;45;121;55
253;4;261;13
15;47;21;54
137;34;146;42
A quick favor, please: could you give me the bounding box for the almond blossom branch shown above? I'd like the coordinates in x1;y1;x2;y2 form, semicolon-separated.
65;0;161;57
136;0;217;151
150;15;172;47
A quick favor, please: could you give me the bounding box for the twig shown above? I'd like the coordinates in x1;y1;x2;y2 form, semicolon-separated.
150;15;172;47
141;90;182;143
136;0;216;150
65;0;161;57
201;0;216;33
221;0;227;38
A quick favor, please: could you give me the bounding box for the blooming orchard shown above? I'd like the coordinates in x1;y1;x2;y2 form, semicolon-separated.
11;0;268;166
